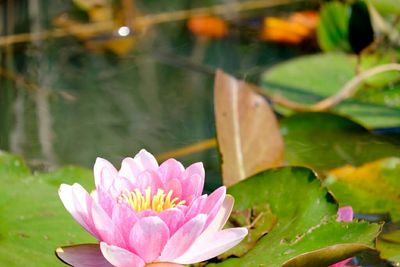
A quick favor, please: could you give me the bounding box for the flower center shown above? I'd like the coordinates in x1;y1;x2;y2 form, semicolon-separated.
118;187;186;213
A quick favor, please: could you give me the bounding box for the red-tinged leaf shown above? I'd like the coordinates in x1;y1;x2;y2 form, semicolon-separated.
214;70;284;186
56;244;113;267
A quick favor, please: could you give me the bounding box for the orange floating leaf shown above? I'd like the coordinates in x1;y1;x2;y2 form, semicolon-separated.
261;11;319;44
290;11;319;29
187;15;228;39
214;70;284;186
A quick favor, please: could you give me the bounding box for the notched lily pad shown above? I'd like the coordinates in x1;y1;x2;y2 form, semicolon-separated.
0;151;30;179
0;152;95;267
209;167;381;267
375;221;400;265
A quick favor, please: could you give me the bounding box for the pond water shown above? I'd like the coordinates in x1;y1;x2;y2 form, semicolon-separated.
0;0;310;190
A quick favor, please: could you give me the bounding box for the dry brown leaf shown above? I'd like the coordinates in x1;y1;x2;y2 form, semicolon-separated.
214;70;284;186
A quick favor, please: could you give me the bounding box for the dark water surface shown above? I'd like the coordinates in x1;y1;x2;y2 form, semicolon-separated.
0;0;311;190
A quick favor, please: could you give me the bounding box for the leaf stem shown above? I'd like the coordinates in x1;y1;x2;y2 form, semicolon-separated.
259;63;400;111
0;0;302;46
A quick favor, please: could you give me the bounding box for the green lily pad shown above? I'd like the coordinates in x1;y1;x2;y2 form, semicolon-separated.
368;0;400;15
355;83;400;108
280;112;400;172
324;157;400;221
377;228;400;265
358;51;400;88
0;151;30;179
0;152;95;267
219;203;277;259
262;53;400;128
210;167;381;267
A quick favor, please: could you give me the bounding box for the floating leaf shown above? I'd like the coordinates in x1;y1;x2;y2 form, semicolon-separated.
358;51;400;89
263;53;357;105
0;151;30;179
262;52;400;128
187;15;228;39
356;82;400;108
209;167;381;267
214;70;284;186
377;228;400;265
260;11;318;45
324;157;400;221
220;203;277;259
281;112;400;172
0;152;95;266
368;0;400;15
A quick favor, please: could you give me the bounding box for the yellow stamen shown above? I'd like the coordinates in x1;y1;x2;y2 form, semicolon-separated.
118;187;186;213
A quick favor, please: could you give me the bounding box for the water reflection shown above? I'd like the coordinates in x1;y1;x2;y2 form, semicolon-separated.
0;0;308;190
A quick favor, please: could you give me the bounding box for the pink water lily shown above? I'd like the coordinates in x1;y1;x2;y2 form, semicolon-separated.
56;149;248;267
330;206;355;267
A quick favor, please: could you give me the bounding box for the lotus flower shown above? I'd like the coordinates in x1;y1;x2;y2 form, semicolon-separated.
330;206;355;267
56;149;248;267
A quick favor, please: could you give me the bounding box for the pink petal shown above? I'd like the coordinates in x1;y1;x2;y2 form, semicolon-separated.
201;186;226;227
181;174;204;204
94;158;118;190
109;176;134;199
337;206;353;222
92;200;126;248
59;184;99;239
181;163;205;201
183;162;205;182
112;204;138;243
95;187;115;217
129;216;170;263
132;171;164;193
134;149;159;169
330;206;354;267
137;209;157;218
100;242;145;267
164;178;183;200
201;195;234;236
330;259;352;267
184;195;207;222
159;159;185;183
159;214;207;262
59;184;90;233
119;158;138;182
158;208;185;235
174;227;248;264
146;263;185;267
56;244;113;267
119;149;158;180
201;187;226;214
